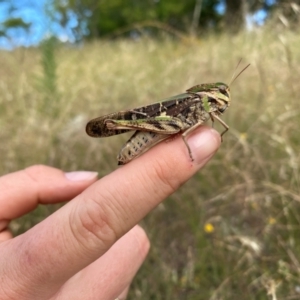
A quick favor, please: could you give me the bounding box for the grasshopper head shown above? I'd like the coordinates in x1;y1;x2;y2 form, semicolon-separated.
214;82;230;113
187;82;231;114
187;63;249;115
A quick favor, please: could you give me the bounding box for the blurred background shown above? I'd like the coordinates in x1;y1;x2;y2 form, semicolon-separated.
1;0;300;299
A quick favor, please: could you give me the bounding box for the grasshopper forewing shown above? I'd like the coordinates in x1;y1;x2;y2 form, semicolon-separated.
86;65;249;165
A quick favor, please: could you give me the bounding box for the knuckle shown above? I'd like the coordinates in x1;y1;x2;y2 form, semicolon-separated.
69;197;119;252
24;164;50;177
150;157;182;194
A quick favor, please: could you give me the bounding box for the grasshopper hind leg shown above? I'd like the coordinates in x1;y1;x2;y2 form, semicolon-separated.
118;131;169;165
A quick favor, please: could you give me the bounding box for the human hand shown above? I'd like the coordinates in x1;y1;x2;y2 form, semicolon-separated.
0;126;220;300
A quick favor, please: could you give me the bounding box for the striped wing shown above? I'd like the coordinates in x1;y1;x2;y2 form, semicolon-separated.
86;93;198;138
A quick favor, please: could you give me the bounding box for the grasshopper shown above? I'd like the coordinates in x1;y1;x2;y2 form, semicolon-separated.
86;64;249;165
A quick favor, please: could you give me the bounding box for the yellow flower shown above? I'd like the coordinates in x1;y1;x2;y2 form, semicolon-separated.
268;217;276;225
180;275;187;286
240;132;247;141
204;223;214;233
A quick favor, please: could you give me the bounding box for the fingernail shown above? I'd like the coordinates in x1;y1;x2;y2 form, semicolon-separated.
65;171;98;181
187;128;221;165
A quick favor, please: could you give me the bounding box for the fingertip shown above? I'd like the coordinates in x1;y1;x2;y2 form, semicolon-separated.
0;220;11;241
0;165;99;220
130;225;150;259
188;127;221;165
0;230;13;241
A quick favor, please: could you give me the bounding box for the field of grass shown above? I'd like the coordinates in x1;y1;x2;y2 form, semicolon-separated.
1;28;300;299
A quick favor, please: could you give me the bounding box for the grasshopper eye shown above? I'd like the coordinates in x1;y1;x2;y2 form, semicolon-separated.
218;104;228;113
218;85;229;97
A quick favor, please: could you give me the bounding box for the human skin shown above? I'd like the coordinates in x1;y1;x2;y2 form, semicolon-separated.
0;126;220;300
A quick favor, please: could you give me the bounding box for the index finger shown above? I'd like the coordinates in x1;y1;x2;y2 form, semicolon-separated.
0;126;220;299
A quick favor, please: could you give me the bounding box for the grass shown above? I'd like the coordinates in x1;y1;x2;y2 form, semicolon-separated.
1;28;300;299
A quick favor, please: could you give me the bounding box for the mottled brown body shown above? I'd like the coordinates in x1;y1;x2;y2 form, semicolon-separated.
86;83;231;165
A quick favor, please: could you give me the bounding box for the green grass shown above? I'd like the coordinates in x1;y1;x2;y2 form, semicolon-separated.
1;28;300;299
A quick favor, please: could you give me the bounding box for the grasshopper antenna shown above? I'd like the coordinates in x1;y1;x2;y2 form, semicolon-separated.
229;59;250;88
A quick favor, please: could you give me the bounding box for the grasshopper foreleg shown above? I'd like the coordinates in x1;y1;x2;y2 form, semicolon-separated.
211;113;229;140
